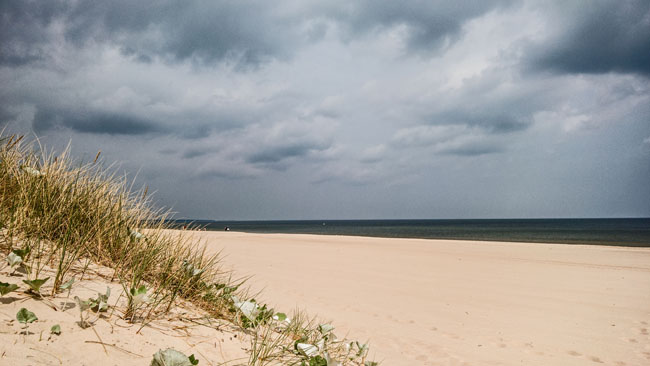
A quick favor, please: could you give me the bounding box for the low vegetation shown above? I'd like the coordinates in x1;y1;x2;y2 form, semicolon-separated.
0;133;377;365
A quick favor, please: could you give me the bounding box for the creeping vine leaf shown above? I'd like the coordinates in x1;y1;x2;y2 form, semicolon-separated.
188;354;199;365
150;348;195;366
130;285;149;306
74;296;91;312
23;277;49;293
0;282;18;296
234;300;259;322
74;296;93;328
16;308;37;324
318;324;334;335
183;260;204;277
296;343;319;357
12;244;31;260
59;278;75;290
273;312;287;322
324;352;340;366
51;324;61;335
6;252;22;268
307;356;327;366
355;342;369;357
90;287;111;312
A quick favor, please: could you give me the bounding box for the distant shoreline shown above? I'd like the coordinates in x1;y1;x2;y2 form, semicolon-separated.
168;218;650;247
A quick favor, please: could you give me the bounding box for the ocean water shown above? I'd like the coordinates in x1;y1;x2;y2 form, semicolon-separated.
171;218;650;247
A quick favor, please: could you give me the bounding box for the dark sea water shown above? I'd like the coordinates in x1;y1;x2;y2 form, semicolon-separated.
170;218;650;247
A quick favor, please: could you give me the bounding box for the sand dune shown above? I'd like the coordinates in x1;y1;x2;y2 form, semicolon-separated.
196;231;650;366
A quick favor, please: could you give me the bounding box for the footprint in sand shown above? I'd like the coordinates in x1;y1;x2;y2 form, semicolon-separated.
588;356;604;363
640;328;648;335
567;350;582;356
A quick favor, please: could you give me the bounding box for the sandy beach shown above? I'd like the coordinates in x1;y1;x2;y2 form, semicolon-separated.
195;231;650;366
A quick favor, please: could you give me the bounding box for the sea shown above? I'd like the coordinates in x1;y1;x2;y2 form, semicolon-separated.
170;218;650;247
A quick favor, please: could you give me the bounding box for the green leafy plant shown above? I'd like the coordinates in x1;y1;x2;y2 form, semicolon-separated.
234;299;275;329
183;260;204;277
296;342;319;357
130;285;149;306
301;355;327;366
124;284;149;321
11;244;31;261
150;348;199;366
59;278;74;290
6;252;22;268
273;312;288;322
74;296;92;328
50;324;61;335
89;287;111;312
189;354;199;365
22;277;49;294
0;281;18;296
318;324;334;335
16;308;37;324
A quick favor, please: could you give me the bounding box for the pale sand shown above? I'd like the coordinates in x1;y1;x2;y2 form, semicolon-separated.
0;263;249;365
196;231;650;366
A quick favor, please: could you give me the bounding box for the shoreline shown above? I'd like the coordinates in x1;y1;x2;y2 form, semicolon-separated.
230;231;650;248
171;217;650;248
191;230;650;366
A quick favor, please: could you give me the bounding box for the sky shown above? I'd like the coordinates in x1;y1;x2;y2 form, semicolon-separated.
1;0;649;220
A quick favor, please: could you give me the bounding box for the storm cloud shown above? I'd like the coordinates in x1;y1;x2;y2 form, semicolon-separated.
527;0;650;76
1;0;648;219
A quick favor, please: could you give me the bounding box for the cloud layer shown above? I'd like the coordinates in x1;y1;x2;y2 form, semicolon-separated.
1;0;649;219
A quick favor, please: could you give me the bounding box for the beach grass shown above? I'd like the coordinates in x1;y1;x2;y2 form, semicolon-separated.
0;133;377;365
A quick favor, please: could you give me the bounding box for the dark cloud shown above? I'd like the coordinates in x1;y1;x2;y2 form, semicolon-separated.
330;0;514;53
527;0;650;76
0;0;68;66
1;1;519;69
246;142;324;164
33;108;162;135
0;0;299;68
439;141;504;156
434;111;530;134
61;0;296;68
182;147;219;160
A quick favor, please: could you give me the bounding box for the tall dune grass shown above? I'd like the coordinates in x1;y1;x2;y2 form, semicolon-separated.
0;133;377;365
0;134;237;321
